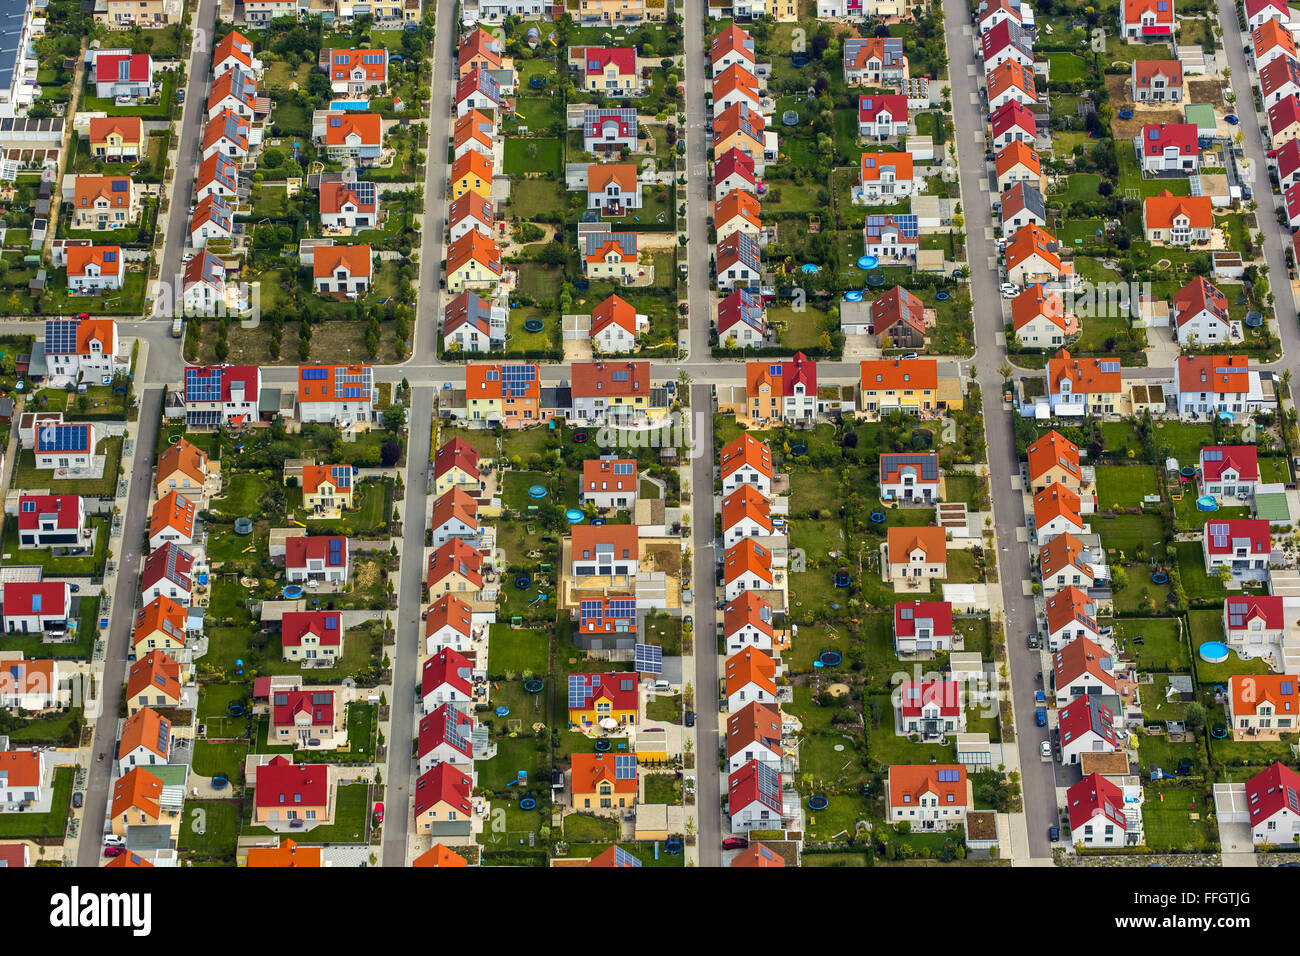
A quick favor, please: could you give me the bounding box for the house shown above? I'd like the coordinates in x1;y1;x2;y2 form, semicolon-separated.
109;767;164;836
995;140;1041;191
570;524;640;582
739;352;817;425
857;94;908;140
728;759;784;831
202;109;250;161
1200;445;1259;501
88;116;144;161
723;539;773;601
842;37;908;86
319;113;383;165
1131;59;1183;102
124;651;183;715
1039;532;1100;595
879;451;938;503
285;536;349;585
1137;123;1198;174
31;421;96;471
455;66;503;117
0;750;47;805
568;672;639;730
323;48;388;96
425;538;484;598
0;659;59;711
587;845;643;867
214;30;260;78
299;464;354;516
443;290;505;353
1173;276;1232;347
713;148;757;200
97;0;177;27
446;230;502;293
155;438;209;500
1173;354;1258;416
862;213;919;261
589;293;648;353
16;494;86;549
1045;586;1099;652
1067;773;1133;847
429;488;479;547
587;164;641;215
1047;350;1123;416
711;24;757;77
457;29;502;79
717;287;766;346
887;764;970;831
245;839;322;868
1052;636;1117;706
1262;55;1300;106
712;64;762;117
1033;482;1085;541
978;0;1025;33
1000;182;1047;233
281;611;343;665
132;596;188;657
270;689;341;748
312;244;372;296
1245;0;1292;27
1057;695;1119;764
715;188;762;242
1228;675;1299;734
1121;0;1175;40
93;53;154;99
1004;224;1063;286
574;596;637;650
724;592;775;653
569;360;663;426
420;647;474;711
412;764;475;836
206;65;257;120
886;526;948;586
1;581;71;635
1267;94;1300;147
986;60;1037;111
571;753;638;811
716;231;761;291
1143;191;1213;245
1254;18;1298;69
253;756;332;826
573;0;658;24
858;358;938;415
722;484;772;546
140;543;194;604
295;364;377;425
424;593;475;655
720;433;773;494
0;844;29;867
464;363;541;426
980;19;1034;68
1026;429;1081;493
320;180;380;234
453;110;496;163
725;646;777;711
583;108;638;154
893;600;955;655
897;680;964;737
433;436;481;496
417;704;475;774
42;316;125;385
989;100;1037;147
1245;762;1300;845
726;701;782;774
182;252;230;316
66;246;125;294
572;47;638;93
581;457;639;510
196;154;239;202
869;285;926;349
713;104;769;172
117;707;171;771
857;152;915;205
1012;284;1076;349
1223;595;1286;657
190;194;233;249
148;490;197;549
1204;519;1273;582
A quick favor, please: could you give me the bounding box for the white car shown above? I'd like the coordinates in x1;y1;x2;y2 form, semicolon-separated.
1040;740;1052;759
1000;283;1018;298
104;834;126;847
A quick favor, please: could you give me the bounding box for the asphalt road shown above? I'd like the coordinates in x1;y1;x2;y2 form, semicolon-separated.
683;0;712;361
940;0;1056;859
413;0;456;361
76;388;163;867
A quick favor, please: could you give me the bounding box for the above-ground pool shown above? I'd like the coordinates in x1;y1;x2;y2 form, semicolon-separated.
1199;641;1230;664
844;290;863;302
527;484;548;498
565;509;584;523
495;705;511;717
1197;495;1219;511
234;517;253;535
801;263;820;274
329;99;370;110
283;585;304;599
1218;411;1234;423
781;110;799;126
857;255;879;270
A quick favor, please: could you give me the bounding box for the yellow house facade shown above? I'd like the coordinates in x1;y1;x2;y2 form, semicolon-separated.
447;259;499;292
96;0;178;27
715;129;763;159
296;465;355;514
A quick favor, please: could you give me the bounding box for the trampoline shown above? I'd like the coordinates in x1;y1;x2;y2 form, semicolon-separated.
1210;723;1228;739
519;796;537;810
565;508;584;523
211;775;229;790
790;443;808;456
495;705;511;717
573;431;589;444
1180;466;1196;478
844;290;863;302
529;76;546;89
527;484;548;498
228;703;244;717
866;273;886;286
808;795;829;811
283;585;304;600
234;517;253;535
819;649;842;667
1245;312;1264;328
1118;109;1133;119
523;318;545;333
791;55;810;67
591;517;606;526
664;840;683;854
524;678;544;693
857;255;879;270
1197;495;1219;511
869;511;886;523
515;575;532;589
936;291;950;301
1199;641;1230;664
594;738;612;752
833;571;851;588
781;110;799;126
1151;572;1169;585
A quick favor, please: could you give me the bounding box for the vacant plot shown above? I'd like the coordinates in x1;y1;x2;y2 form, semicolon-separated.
1116;617;1189;672
487;624;550;677
1095;465;1158;510
503;137;563;176
1097;514;1166;558
1141;786;1218;852
506;178;566;219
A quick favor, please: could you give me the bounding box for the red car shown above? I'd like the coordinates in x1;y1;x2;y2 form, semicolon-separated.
103;846;124;858
373;802;384;825
1268;149;1280;159
722;836;749;850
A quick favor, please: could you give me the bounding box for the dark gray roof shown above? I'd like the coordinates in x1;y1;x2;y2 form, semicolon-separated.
880;452;939;481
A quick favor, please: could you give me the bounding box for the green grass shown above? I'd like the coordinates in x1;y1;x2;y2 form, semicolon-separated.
486;624;550;678
244;782;369;843
506;178;566;219
1097;514;1166;559
1045;52;1089;82
10;437;123;498
0;515;109;578
192;741;250;783
1115;617;1189;671
179;798;241;863
1188;610;1273;684
477;735;545;792
211;473;269;516
1173;541;1231;601
0;766;71;838
562;812;620;842
504;137;564;176
1095;465;1158;510
0;596;99;660
1141;786;1218;852
646;694;681;723
942;473;984;510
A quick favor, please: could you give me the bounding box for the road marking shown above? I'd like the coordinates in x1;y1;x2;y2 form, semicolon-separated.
984;226;995;240
987;256;998;269
968;64;977;76
1016;526;1030;543
995;331;1006;346
970;92;980;106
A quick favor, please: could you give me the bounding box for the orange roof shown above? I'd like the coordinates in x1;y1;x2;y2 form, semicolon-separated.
1255;18;1296;58
149;490;196;540
125;650;182;704
986;60;1036;100
713;63;761;103
716;188;762;229
412;843;468;867
430;487;479;531
459;28;502;70
105;851;153;868
1144;190;1213;230
67;245;124;279
323;112;382;146
1005;223;1061;274
464;363;540;400
723;591;774;640
859;358;938;391
724;646;777;697
0;660;56;699
312;243;372;280
447;229;502;277
448;191;493;229
587;163;637;194
1040;532;1093;583
133;595;187;649
453;110;495;151
1048;349;1122;396
203;109;248;152
860;151;913;183
571;752;638;795
995;140;1040;178
75;318;117;355
714;102;766;144
1125;0;1174;23
301;463;351;496
452;148;493;185
214;30;254;69
712;24;756;66
887;525;947;563
727;700;782;758
1033;481;1083;530
571;523;639;561
585;235;637;264
723;539;773;585
1012;285;1076;335
732;842;786;867
88;116;143;146
1230;674;1300;717
1176;354;1250;394
73;175;132;211
246;838;323;868
1045;585;1096;636
1025;429;1080;484
118;707;170;761
721;483;772;534
0;751;42;787
590;294;638;338
1053;636;1116;691
720;433;773;482
154;439;208;489
888;764;968;810
110;767;163;820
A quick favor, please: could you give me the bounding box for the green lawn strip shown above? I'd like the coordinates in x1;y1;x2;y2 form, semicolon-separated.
486;624;550;678
242;782;369;842
1113;617;1189;671
192;740;251;783
0;766;71;839
643;772;682;805
645;694;680;723
178;798;241;862
1094;465;1158;510
0;596;99;660
1140;785;1218;852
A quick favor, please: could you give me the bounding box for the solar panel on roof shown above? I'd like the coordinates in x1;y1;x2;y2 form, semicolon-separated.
302;368;327;380
443;709;470;753
937;769;960;782
37;424;89;452
635;643;662;674
1203;449;1223;461
614;754;636;779
568;674;592;708
44;319;78;355
325;616;338;630
612;846;642;867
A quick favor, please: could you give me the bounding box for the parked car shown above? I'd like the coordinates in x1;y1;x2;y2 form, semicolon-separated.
104;835;125;847
1040;740;1052;759
1000;282;1018;298
1034;690;1046;705
1027;633;1039;649
104;846;124;858
722;836;749;850
373;802;384;824
72;792;83;809
1048;824;1060;842
177;88;185;103
1035;708;1047;727
685;710;695;727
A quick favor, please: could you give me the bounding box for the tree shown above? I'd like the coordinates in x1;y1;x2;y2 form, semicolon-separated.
380;440;401;467
382;404;405;433
1183;702;1206;736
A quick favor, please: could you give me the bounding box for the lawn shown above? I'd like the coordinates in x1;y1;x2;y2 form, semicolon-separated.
563;812;619;842
486;624;550;678
243;783;369;843
0;767;71;838
477;735;546;792
1172;541;1230;602
178;798;241;863
942;473;985;510
1097;514;1166;559
0;596;100;660
210;473;270;516
191;740;250;783
1095;465;1158;510
1188;610;1273;684
1046;52;1090;82
1141;785;1218;852
641;614;681;655
0;516;109;578
501;470;552;511
506;178;566;219
645;693;681;723
643;772;682;805
1114;617;1189;672
798;731;868;790
504;137;564;176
